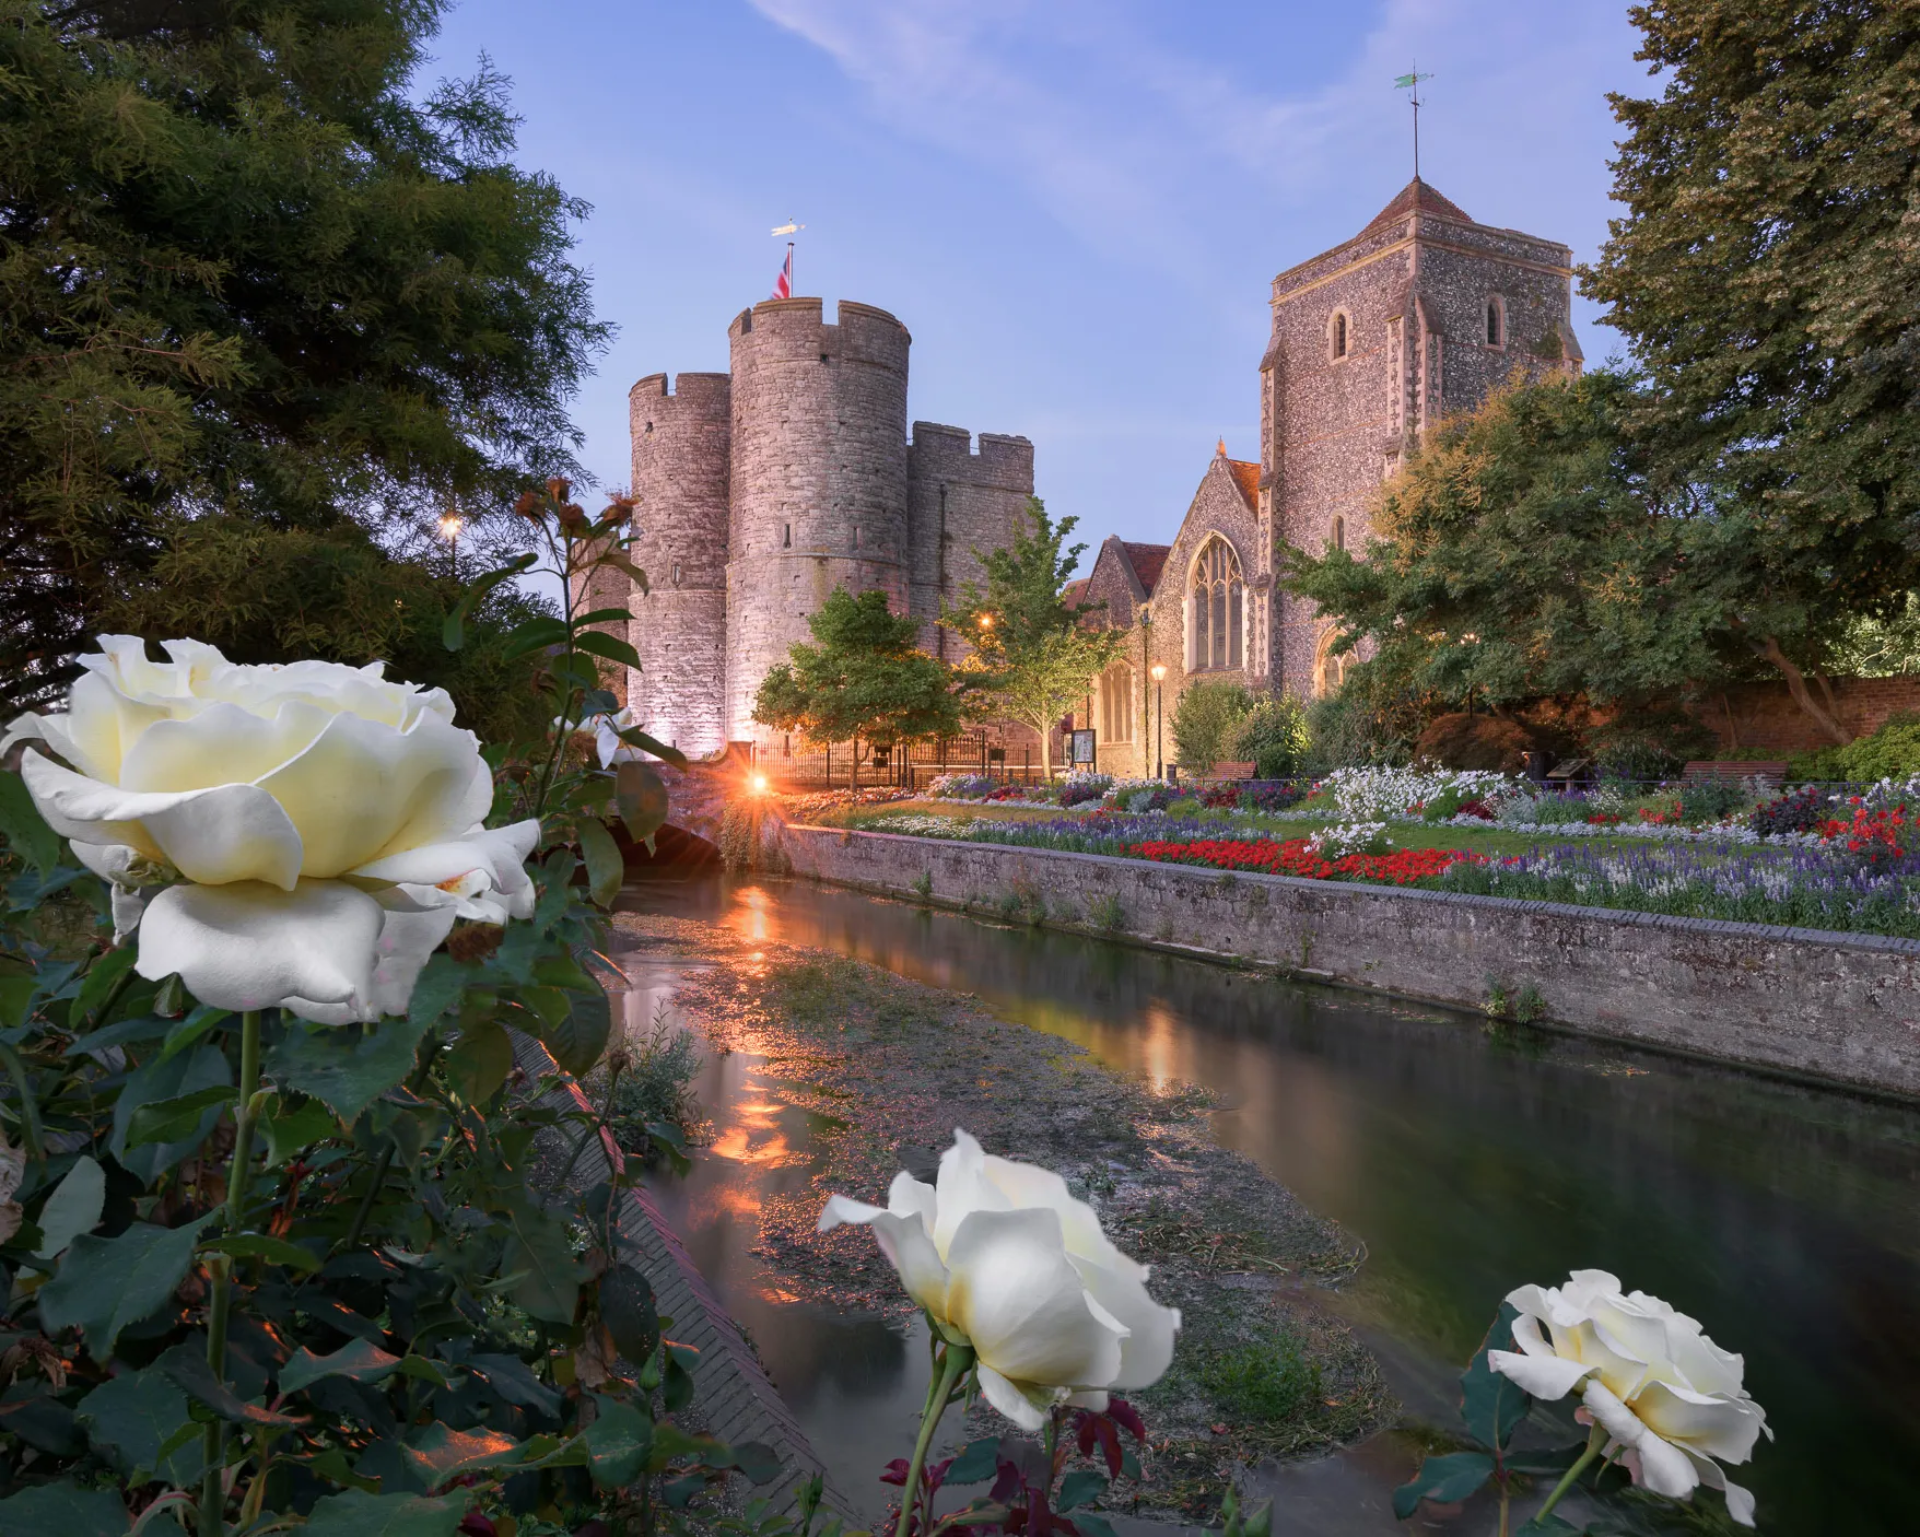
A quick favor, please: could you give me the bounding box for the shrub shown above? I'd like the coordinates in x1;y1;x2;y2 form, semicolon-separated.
1587;711;1714;782
1795;711;1920;782
1240;781;1308;812
1412;712;1540;774
1677;778;1749;823
606;1012;705;1160
1751;785;1835;836
1231;695;1313;778
1172;680;1253;773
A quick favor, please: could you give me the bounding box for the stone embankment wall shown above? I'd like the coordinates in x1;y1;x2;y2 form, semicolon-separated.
773;825;1920;1100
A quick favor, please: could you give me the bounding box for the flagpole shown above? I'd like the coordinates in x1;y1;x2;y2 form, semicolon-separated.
787;240;795;293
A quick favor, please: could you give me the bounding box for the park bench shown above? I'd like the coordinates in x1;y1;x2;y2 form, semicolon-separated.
1684;760;1789;783
1203;760;1257;781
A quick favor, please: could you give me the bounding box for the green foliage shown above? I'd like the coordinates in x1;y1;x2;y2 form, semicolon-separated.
100;516;553;744
1195;1330;1321;1424
1303;682;1418;771
943;498;1123;776
1830;594;1920;680
1171;681;1253;773
1586;0;1920;688
0;507;776;1534
0;0;607;714
1230;697;1312;778
1791;712;1920;783
603;1011;704;1162
752;589;958;785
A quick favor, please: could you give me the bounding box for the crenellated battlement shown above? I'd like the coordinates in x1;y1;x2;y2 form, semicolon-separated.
624;295;1032;750
728;297;911;371
908;422;1034;490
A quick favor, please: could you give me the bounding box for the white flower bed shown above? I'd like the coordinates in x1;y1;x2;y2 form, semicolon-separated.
1307;821;1393;858
1323;764;1513;820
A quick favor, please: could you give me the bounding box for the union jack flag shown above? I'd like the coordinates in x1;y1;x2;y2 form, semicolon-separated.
772;244;793;299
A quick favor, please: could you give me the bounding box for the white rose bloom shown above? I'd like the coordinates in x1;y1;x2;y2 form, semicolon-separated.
819;1129;1179;1429
1487;1269;1770;1526
2;636;540;1023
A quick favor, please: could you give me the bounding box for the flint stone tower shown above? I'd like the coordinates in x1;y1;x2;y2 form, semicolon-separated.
1262;179;1582;697
614;297;1034;754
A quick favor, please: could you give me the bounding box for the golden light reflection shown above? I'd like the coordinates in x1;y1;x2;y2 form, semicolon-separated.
1142;1002;1180;1092
733;887;771;942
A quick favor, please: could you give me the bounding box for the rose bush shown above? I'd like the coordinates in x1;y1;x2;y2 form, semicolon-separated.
2;635;538;1021
1488;1268;1770;1525
820;1129;1179;1431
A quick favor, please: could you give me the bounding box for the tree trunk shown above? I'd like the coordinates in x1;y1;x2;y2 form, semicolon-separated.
1037;720;1053;780
1756;634;1851;746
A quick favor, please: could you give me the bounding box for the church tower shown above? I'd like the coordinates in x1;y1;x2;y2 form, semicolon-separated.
1260;179;1582;699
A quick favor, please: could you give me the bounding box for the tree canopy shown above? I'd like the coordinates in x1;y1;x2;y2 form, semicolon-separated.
942;497;1121;776
752;588;959;784
101;514;554;745
0;0;607;710
1287;2;1920;747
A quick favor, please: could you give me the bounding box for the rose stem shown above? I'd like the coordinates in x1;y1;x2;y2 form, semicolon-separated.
895;1340;973;1537
200;1008;262;1537
1531;1424;1608;1527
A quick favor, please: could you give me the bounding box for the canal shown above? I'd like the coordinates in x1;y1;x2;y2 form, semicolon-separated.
616;875;1920;1536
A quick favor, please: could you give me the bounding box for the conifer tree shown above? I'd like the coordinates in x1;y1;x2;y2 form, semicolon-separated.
0;0;607;711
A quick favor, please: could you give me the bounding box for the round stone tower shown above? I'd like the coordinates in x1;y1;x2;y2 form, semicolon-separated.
724;297;912;740
625;370;731;755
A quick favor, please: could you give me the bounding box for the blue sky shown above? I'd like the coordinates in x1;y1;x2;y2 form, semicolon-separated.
428;0;1648;571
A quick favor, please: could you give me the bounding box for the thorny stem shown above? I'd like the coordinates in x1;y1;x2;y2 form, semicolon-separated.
1533;1424;1608;1527
199;1009;261;1537
896;1339;974;1537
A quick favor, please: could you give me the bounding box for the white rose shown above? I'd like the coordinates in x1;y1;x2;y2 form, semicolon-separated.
2;636;540;1023
1487;1269;1770;1526
819;1129;1179;1429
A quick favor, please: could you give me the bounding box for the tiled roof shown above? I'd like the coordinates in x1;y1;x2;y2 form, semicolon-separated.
1227;458;1260;509
1062;577;1090;609
1121;541;1171;594
1363;176;1473;232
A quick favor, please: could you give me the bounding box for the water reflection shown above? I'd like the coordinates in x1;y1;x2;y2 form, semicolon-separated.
616;877;1920;1537
611;954;958;1519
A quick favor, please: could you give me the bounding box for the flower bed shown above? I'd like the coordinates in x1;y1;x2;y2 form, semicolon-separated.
1127;837;1476;885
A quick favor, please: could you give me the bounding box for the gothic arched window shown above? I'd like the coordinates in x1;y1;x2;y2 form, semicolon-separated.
1314;628;1350;697
1188;537;1244;671
1486;295;1506;348
1099;661;1134;744
1329;310;1350;361
1330;515;1346;553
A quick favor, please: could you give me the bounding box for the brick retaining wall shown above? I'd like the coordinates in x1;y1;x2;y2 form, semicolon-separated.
774;825;1920;1100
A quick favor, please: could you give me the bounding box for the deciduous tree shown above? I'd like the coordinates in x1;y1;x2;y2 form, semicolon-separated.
942;498;1121;777
1582;0;1920;741
752;588;959;787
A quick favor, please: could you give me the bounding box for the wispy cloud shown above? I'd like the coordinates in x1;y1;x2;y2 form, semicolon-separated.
745;0;1638;288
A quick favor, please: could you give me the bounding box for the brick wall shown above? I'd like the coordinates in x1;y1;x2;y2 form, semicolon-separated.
1691;677;1920;755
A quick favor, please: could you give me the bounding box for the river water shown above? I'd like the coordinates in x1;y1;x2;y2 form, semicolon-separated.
617;876;1920;1536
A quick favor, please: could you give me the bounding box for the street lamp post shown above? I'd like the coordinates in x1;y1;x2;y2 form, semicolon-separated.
1150;663;1167;779
438;508;465;582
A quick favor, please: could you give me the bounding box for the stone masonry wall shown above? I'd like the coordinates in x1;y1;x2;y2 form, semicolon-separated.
725;298;912;741
1265;202;1577;700
775;827;1920;1099
626;371;731;754
906;423;1034;663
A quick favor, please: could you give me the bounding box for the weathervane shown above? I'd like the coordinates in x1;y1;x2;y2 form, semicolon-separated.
770;218;805;299
1394;66;1435;179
